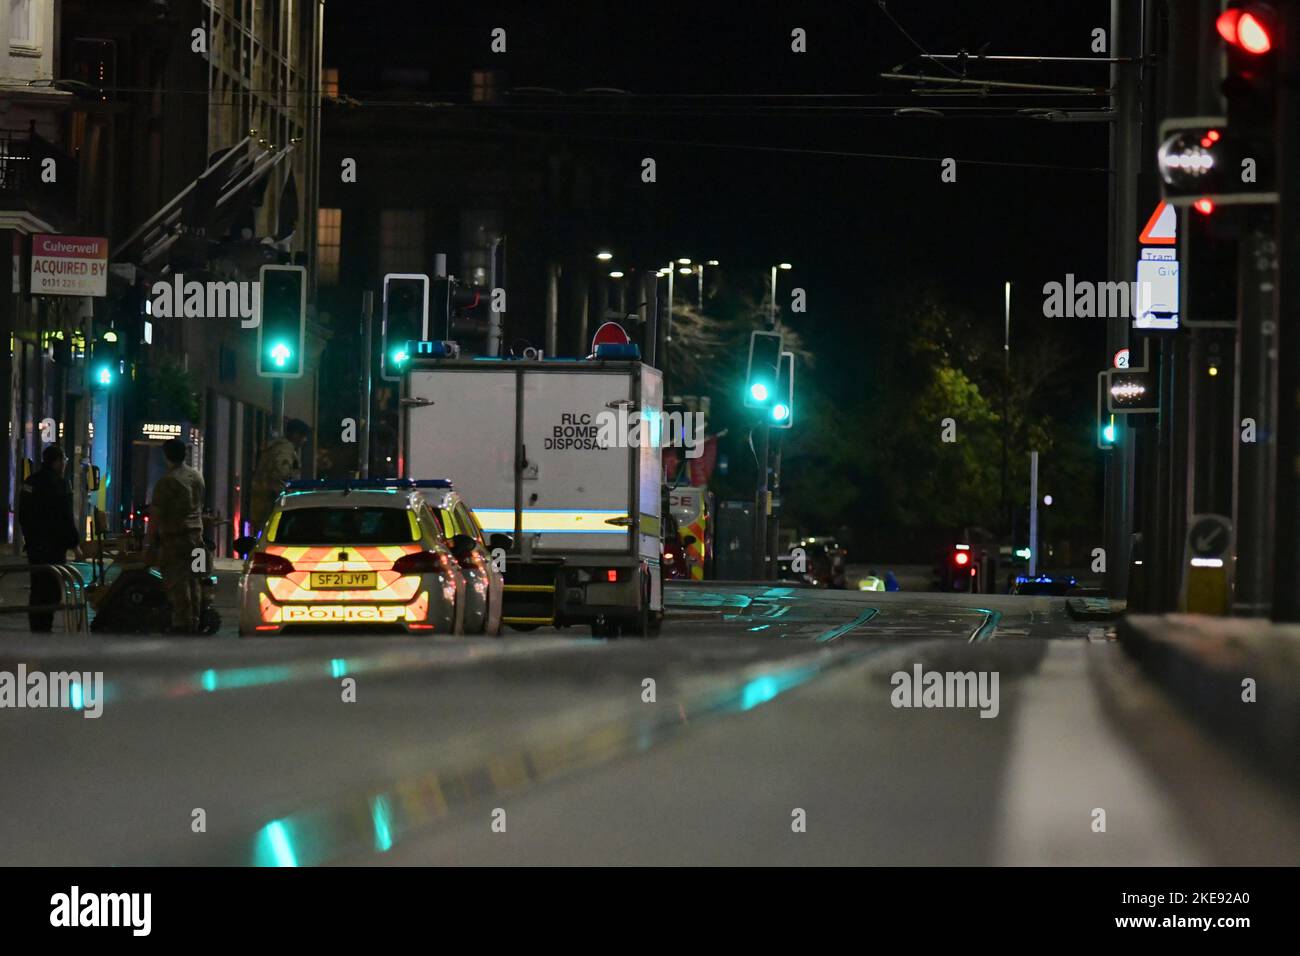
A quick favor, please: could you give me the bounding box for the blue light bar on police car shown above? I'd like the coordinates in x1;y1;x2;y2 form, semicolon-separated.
284;478;412;492
282;478;452;493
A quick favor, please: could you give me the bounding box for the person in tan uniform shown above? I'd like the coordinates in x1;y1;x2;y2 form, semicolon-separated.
249;419;309;530
150;438;206;633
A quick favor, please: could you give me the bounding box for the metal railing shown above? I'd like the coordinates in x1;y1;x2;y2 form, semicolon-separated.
0;127;79;225
0;562;90;637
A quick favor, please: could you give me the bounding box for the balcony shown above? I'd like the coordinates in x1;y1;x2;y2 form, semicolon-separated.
0;127;79;232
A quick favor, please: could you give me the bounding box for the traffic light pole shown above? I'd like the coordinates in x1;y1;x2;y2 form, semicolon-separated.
359;290;374;478
754;425;769;580
1233;210;1277;614
768;433;783;580
1271;3;1300;620
1105;0;1141;602
271;379;285;439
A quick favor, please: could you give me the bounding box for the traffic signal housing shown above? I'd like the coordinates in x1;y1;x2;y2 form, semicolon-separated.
381;274;428;382
1106;368;1160;417
90;333;118;388
1099;415;1118;450
256;264;307;379
1217;4;1276;60
771;351;794;428
949;544;977;592
1096;371;1119;450
744;329;783;411
431;276;483;340
1156;118;1276;206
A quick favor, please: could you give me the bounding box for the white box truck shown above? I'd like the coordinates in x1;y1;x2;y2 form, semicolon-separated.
401;355;664;636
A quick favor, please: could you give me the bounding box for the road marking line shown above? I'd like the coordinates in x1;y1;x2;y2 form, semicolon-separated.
994;641;1205;865
223;644;885;866
814;607;878;643
968;608;1001;642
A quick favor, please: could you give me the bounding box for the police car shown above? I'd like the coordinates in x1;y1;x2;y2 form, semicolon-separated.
235;479;468;636
414;483;504;635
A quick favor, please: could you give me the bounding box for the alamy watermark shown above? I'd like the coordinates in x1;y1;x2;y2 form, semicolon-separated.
1042;276;1154;319
150;273;258;327
544;407;706;458
890;663;999;718
50;886;150;936
0;664;103;718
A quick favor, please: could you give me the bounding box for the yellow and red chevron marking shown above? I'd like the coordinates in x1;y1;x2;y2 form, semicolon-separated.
265;544;418;568
263;543;423;602
684;516;707;580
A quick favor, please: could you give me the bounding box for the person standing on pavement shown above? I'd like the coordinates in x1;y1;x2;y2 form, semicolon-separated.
249;419;309;531
17;445;82;632
150;438;206;634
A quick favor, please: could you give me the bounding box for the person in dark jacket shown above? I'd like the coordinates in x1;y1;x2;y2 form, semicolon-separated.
17;445;82;631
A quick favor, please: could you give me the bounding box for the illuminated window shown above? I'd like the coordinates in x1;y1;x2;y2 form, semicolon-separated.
321;67;339;99
471;70;499;104
317;208;342;285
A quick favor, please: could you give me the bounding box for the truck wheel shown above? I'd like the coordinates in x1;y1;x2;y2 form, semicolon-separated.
625;571;660;638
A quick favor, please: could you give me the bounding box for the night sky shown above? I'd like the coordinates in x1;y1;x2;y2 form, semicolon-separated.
325;0;1113;526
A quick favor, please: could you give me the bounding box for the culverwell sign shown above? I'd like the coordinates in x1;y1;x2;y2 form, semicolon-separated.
30;234;108;297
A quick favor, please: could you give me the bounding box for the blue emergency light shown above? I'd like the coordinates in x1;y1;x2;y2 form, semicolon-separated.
593;343;640;360
405;340;458;359
1013;573;1077;586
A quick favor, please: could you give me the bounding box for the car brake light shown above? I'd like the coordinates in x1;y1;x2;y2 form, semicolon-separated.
393;550;452;574
250;552;294;576
606;569;618;582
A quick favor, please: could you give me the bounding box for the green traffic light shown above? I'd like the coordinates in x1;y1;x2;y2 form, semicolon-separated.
772;402;790;422
392;348;409;366
750;382;769;402
95;366;113;386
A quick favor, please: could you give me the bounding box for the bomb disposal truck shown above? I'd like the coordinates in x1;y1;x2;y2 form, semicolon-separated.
400;344;664;637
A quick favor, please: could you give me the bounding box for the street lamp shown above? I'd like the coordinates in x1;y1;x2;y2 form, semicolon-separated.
696;259;719;312
770;262;792;327
596;251;613;261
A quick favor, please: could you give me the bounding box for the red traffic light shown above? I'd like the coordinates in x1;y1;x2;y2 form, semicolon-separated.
1193;197;1216;215
953;550;970;567
1217;5;1274;54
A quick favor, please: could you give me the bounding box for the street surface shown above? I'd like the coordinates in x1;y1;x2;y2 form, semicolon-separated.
1;581;1295;866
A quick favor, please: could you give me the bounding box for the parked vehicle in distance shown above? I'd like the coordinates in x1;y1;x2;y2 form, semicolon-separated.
661;510;691;581
1010;573;1079;597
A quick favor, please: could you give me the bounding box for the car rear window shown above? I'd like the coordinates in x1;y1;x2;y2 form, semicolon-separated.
273;507;417;544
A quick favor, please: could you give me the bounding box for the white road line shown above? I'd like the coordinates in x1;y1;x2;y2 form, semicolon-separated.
995;640;1206;865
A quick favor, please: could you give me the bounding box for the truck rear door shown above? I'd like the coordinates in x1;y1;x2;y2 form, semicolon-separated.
519;369;632;553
